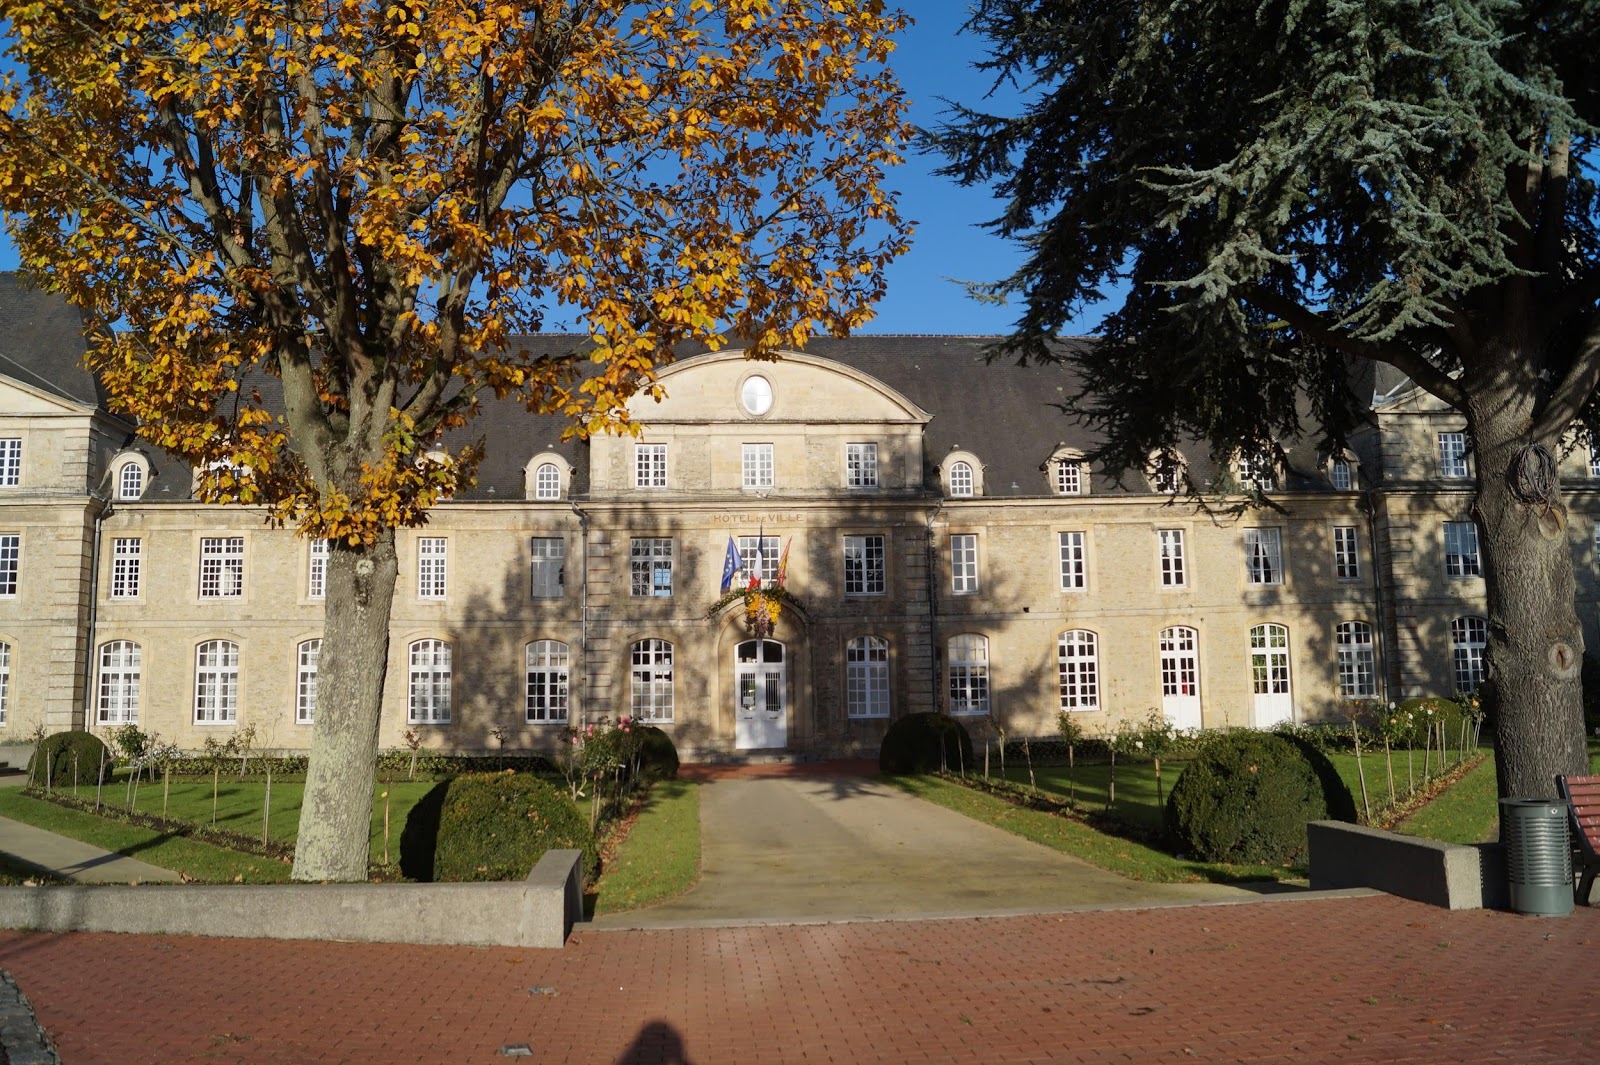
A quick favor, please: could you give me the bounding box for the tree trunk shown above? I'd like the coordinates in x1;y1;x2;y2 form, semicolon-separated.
1468;388;1589;803
292;531;400;881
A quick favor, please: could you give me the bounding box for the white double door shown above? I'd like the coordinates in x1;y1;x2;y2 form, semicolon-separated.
1159;626;1202;731
734;639;787;750
1250;624;1294;727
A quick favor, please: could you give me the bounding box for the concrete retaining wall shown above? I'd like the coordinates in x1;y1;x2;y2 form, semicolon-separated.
0;849;584;948
1308;821;1506;910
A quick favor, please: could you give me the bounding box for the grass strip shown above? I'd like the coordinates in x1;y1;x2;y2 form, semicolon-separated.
0;789;293;883
887;774;1289;884
593;779;700;913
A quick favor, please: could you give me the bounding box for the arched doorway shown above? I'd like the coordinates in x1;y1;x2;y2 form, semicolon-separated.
735;639;787;749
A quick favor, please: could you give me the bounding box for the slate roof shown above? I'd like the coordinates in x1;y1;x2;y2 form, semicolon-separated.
0;272;101;407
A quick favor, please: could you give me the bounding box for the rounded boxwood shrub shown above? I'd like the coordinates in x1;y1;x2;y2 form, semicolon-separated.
1272;733;1358;824
399;772;595;883
1165;731;1329;865
878;712;975;774
28;730;110;787
635;724;679;781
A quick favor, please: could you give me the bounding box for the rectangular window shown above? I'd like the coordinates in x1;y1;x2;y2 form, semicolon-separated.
1237;454;1276;492
0;439;19;487
296;640;320;724
1590;437;1600;479
1335;623;1376;699
737;535;781;584
950;534;978;594
198;537;245;598
630;639;674;722
1444;521;1482;577
1438;432;1469;478
634;444;667;488
630;537;674;597
0;535;17;598
530;537;565;599
1157;529;1186;588
843;534;886;596
948;634;990;715
1055;461;1082;495
1245;527;1284;585
97;641;141;724
845;443;879;488
407;640;452;724
1331;459;1353;491
1333;526;1360;581
742;443;774;489
1058;531;1087;591
308;540;329;600
193;640;239;723
110;537;141;599
417;537;448;599
846;637;890;719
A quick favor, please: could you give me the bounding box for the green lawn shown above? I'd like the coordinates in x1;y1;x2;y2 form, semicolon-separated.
593;779;701;913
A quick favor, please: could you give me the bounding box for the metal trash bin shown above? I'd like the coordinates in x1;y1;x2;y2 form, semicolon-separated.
1500;798;1573;917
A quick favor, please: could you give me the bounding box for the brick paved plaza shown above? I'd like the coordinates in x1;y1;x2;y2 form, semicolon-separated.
0;894;1594;1064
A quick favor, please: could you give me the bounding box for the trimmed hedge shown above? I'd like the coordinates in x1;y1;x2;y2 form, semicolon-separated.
1166;732;1328;865
28;731;110;787
635;725;679;781
399;772;595;883
879;713;975;774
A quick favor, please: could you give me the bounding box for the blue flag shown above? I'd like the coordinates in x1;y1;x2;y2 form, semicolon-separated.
719;536;743;593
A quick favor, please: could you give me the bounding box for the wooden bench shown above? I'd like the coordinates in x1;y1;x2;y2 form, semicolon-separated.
1557;774;1600;906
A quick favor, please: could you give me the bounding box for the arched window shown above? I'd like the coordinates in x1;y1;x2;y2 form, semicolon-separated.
296;639;321;724
630;639;674;722
948;634;990;715
1057;630;1099;711
1335;622;1376;698
97;640;141;724
535;463;562;500
1054;459;1083;495
408;639;452;724
949;461;973;498
117;461;145;501
526;640;570;723
1330;459;1353;491
845;636;890;718
1451;617;1487;696
194;640;239;723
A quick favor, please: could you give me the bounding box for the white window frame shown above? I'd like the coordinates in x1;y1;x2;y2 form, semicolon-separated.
97;640;141;724
843;534;887;596
1444;521;1482;577
534;462;562;500
1438;432;1470;478
736;535;781;585
741;443;774;489
1059;531;1087;591
1245;527;1284;586
0;534;16;598
525;640;570;724
307;540;329;600
845;443;879;488
0;641;9;725
1158;528;1186;588
0;439;19;487
407;639;452;724
1057;630;1100;711
630;537;674;597
630;639;674;722
948;633;990;715
198;537;245;599
1237;454;1277;492
1451;616;1487;695
530;537;565;600
193;640;239;724
117;461;145;500
1055;460;1083;496
950;534;978;594
1330;459;1353;491
1333;526;1360;581
1335;622;1376;699
949;461;974;498
110;537;141;599
296;639;320;724
634;443;668;489
845;636;890;719
417;537;448;599
1590;437;1600;480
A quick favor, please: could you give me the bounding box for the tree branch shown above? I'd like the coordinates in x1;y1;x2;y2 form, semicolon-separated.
1534;308;1600;441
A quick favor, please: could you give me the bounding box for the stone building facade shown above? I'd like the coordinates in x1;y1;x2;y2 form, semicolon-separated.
2;275;1596;759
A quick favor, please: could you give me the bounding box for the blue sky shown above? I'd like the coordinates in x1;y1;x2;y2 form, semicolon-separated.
0;6;1102;339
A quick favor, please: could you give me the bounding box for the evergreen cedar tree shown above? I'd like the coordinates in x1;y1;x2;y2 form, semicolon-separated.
929;0;1598;802
0;0;912;881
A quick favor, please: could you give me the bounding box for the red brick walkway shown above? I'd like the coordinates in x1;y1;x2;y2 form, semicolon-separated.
1;895;1595;1064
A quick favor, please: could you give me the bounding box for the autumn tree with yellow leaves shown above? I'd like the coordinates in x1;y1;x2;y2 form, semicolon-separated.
0;0;911;880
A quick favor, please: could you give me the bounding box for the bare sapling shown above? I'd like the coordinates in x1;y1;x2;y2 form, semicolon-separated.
261;759;273;846
1352;719;1372;824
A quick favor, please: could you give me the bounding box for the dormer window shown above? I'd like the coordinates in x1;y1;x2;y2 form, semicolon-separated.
116;458;149;500
949;461;974;498
535;463;561;500
1055;460;1082;496
524;452;572;501
1236;453;1277;493
1330;459;1352;491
